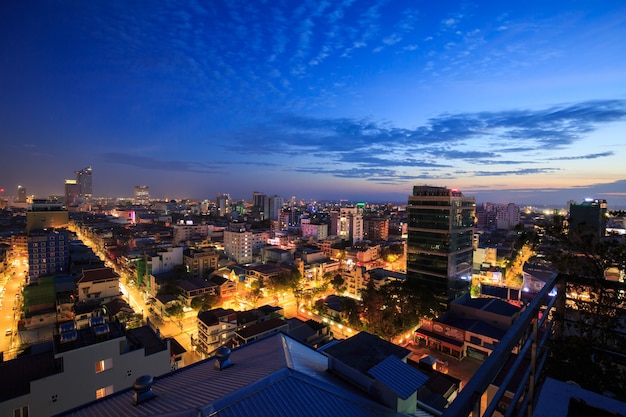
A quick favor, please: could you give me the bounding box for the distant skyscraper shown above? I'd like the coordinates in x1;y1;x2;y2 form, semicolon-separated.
134;185;150;205
252;191;267;209
569;198;607;239
266;195;284;221
407;185;475;299
16;185;27;203
64;179;79;206
252;191;267;220
75;166;92;199
216;193;231;217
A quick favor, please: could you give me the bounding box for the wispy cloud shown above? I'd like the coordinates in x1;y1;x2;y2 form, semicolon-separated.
210;99;626;184
473;168;558;177
551;151;614;160
102;153;223;173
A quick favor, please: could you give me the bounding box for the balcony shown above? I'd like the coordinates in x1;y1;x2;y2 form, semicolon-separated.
442;273;584;417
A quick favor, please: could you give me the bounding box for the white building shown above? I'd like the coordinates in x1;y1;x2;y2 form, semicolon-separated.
0;323;171;417
496;203;520;230
223;225;268;264
330;206;364;244
196;308;238;356
148;246;184;275
76;267;121;303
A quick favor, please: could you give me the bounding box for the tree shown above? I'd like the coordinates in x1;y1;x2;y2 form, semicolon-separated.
267;269;301;295
165;303;184;319
340;297;361;329
540;215;626;400
359;280;440;340
330;274;346;294
191;294;218;311
246;288;263;308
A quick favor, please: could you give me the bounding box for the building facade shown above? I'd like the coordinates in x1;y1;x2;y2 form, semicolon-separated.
0;323;170;417
330;205;364;244
407;186;475;299
223;224;268;264
183;248;219;279
75;166;93;199
133;186;150;205
569;198;608;239
364;217;389;241
27;229;70;282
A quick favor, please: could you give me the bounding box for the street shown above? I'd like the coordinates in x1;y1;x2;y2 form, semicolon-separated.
0;257;28;359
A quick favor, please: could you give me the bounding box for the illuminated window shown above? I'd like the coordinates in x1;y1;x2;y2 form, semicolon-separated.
95;385;114;399
95;358;113;373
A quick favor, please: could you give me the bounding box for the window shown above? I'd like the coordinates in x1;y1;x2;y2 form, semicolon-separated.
13;406;29;417
469;336;482;346
95;385;114;399
95;358;113;373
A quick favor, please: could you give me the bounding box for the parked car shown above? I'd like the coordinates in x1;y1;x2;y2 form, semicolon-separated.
5;329;12;337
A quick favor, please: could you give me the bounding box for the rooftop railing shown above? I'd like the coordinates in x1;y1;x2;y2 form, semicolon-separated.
442;273;562;417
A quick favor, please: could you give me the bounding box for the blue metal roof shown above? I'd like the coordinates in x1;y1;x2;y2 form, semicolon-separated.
367;356;429;400
57;333;417;417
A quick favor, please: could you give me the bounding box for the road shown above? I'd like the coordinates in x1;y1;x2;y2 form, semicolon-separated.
0;257;28;358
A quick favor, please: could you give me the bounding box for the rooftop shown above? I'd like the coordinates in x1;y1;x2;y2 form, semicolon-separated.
58;333;411;417
454;294;521;317
76;267;120;284
323;331;411;373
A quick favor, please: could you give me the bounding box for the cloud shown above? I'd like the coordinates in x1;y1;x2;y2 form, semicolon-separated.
101;152;223;173
551;151;614;160
472;168;558;176
212;99;626;184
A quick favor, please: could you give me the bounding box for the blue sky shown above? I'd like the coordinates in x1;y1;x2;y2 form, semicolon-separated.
1;0;626;207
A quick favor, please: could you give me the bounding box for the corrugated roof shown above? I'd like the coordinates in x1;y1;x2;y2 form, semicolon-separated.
367;356;429;400
58;333;414;417
323;331;411;373
200;368;409;417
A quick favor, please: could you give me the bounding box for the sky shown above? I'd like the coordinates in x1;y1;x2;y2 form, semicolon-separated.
1;1;626;208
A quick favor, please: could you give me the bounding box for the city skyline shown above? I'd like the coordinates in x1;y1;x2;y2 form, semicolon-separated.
1;1;626;207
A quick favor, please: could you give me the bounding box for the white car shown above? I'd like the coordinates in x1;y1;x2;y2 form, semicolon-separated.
5;329;12;337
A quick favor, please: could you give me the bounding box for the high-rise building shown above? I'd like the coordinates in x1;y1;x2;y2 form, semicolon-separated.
407;185;475;299
330;205;364;244
134;185;150;205
64;179;79;206
26;199;70;283
216;193;231;217
16;185;27;203
26;199;69;234
252;191;267;210
569;198;608;239
266;195;284;221
363;217;389;241
75;166;93;199
496;203;520;230
223;223;268;264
